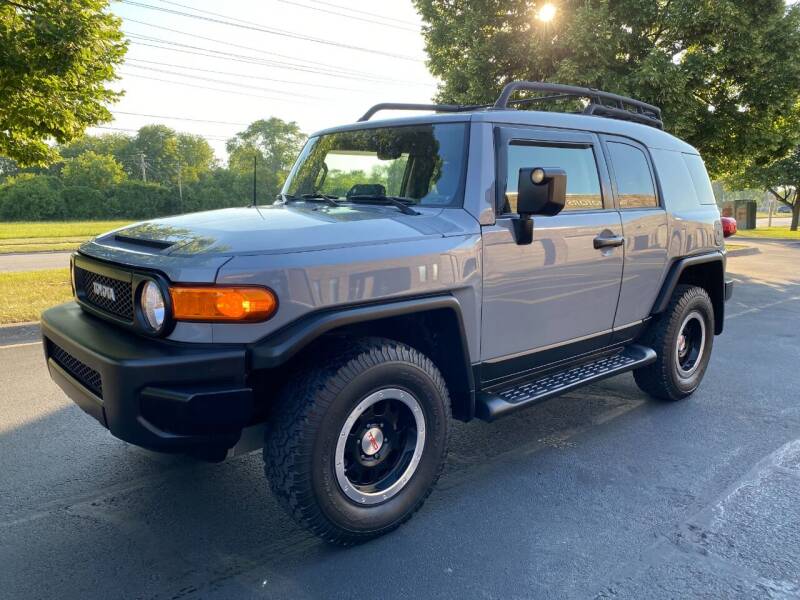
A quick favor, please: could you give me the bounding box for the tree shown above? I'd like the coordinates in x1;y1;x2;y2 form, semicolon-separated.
731;146;800;230
227;118;306;201
59;132;133;163
0;0;127;166
124;125;215;186
414;0;800;177
176;133;216;183
127;125;180;183
62;150;126;190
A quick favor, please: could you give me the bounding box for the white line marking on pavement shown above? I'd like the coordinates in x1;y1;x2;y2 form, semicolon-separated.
0;341;42;350
727;295;800;319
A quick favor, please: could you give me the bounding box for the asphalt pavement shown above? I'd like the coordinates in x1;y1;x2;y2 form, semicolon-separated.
1;239;799;599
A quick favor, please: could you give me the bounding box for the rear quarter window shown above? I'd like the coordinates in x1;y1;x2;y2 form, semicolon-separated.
682;153;717;205
650;149;699;212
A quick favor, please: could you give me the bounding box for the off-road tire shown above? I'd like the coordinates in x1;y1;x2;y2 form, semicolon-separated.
634;284;714;401
264;337;451;545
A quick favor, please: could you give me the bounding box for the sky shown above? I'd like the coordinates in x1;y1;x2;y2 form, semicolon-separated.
94;0;439;162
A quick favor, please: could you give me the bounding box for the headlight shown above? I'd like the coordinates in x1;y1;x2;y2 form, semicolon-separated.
141;280;166;332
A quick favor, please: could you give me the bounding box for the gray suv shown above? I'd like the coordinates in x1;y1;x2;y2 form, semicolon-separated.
42;82;734;545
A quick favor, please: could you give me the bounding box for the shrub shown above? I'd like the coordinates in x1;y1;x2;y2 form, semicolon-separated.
61;186;108;219
107;181;178;219
0;175;63;220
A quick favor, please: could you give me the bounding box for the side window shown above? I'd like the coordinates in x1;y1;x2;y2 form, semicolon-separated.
607;142;658;209
682;153;717;205
504;143;603;213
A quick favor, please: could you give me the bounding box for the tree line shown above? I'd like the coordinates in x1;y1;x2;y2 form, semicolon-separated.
0;118;306;221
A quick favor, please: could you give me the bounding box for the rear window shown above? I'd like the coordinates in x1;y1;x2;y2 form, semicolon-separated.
682;154;717;205
650;149;698;212
606;142;658;208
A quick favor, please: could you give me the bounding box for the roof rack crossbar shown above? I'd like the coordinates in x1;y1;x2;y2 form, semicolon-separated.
358;94;572;122
358;103;478;122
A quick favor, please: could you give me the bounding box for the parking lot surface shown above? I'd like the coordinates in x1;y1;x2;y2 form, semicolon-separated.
2;239;799;599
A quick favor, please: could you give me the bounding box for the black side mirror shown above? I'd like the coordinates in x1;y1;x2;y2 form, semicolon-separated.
512;167;567;245
517;167;567;216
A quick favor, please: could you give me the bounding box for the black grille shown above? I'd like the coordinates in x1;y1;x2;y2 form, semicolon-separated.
48;340;103;398
75;266;133;321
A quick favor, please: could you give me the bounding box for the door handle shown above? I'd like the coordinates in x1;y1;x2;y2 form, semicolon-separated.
593;234;624;250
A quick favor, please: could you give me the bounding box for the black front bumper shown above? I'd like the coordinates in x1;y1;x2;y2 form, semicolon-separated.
42;302;254;454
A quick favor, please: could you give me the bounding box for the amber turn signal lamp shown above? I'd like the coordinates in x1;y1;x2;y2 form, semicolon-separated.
170;286;277;322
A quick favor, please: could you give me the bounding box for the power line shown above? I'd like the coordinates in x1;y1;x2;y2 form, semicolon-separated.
123;17;383;80
274;0;419;32
123;63;324;99
113;110;249;126
117;0;423;62
125;58;370;92
127;34;359;81
126;35;428;86
118;71;317;104
306;0;420;26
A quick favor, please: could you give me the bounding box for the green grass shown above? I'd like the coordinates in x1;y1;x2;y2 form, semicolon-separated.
737;226;800;240
0;221;130;254
0;268;72;324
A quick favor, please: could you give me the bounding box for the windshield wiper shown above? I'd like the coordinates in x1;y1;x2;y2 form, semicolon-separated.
346;195;420;215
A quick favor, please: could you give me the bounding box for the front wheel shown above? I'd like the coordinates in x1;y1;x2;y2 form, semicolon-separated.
264;338;450;545
634;284;714;401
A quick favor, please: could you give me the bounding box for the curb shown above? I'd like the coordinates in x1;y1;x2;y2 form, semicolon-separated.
0;321;41;347
726;245;761;257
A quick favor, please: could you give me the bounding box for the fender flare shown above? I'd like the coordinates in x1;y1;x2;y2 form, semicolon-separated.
651;251;726;334
248;295;474;387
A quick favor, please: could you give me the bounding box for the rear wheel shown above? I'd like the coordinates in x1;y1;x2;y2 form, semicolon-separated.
264;337;450;545
634;284;714;401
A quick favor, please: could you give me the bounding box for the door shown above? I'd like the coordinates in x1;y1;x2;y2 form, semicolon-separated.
480;127;624;381
600;136;669;331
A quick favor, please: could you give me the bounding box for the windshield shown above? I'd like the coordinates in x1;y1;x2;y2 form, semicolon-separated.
282;123;469;206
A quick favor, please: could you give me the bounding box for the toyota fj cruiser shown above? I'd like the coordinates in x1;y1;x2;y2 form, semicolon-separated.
42;82;734;545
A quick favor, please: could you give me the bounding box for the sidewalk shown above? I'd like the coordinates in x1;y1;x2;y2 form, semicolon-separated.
0;322;41;346
0;251;71;273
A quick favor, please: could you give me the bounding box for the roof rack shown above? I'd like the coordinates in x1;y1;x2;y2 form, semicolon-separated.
494;81;663;129
358;81;663;130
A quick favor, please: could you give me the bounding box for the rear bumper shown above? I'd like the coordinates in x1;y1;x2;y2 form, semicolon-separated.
725;279;734;302
42;302;253;455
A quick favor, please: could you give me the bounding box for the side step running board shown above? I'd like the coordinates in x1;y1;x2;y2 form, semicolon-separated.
476;344;656;422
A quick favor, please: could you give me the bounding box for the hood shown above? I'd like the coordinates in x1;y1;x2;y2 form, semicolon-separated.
89;204;450;257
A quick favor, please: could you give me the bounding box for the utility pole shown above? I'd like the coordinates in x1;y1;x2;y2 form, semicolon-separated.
138;152;147;182
252;153;257;207
768;192;774;228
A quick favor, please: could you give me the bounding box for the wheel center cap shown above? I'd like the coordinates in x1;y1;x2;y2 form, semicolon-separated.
361;427;384;456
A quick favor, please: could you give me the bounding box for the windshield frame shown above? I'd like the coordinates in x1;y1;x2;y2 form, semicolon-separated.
281;120;471;208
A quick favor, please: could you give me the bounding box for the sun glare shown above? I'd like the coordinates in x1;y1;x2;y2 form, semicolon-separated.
536;3;557;22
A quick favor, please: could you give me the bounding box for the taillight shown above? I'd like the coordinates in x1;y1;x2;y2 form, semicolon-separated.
721;217;737;238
